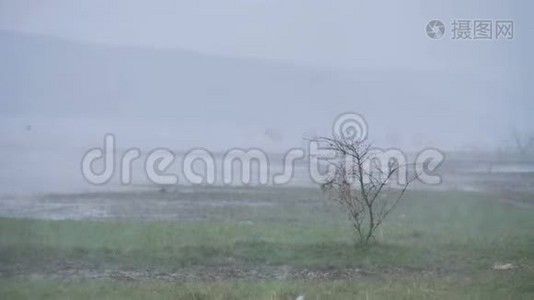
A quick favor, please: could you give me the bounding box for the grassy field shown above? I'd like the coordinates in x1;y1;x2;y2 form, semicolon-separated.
1;187;533;299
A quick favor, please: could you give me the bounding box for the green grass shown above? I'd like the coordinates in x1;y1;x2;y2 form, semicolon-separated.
1;188;533;298
2;274;534;300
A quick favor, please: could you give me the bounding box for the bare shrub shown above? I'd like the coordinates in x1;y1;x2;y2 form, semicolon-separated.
511;128;534;155
318;136;414;244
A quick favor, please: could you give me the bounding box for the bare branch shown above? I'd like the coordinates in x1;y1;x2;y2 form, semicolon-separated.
317;136;413;243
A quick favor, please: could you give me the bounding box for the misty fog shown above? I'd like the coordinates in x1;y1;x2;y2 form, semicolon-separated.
0;1;532;193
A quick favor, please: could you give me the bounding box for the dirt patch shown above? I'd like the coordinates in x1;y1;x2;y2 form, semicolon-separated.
0;187;279;221
2;266;445;282
496;198;534;209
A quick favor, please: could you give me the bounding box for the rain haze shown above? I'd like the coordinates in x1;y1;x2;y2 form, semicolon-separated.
1;0;532;193
0;1;533;298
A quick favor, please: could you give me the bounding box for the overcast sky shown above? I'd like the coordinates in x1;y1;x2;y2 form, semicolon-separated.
0;0;529;71
0;0;532;151
0;0;532;194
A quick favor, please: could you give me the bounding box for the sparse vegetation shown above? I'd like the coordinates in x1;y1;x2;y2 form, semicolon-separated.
1;187;533;299
318;136;413;243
